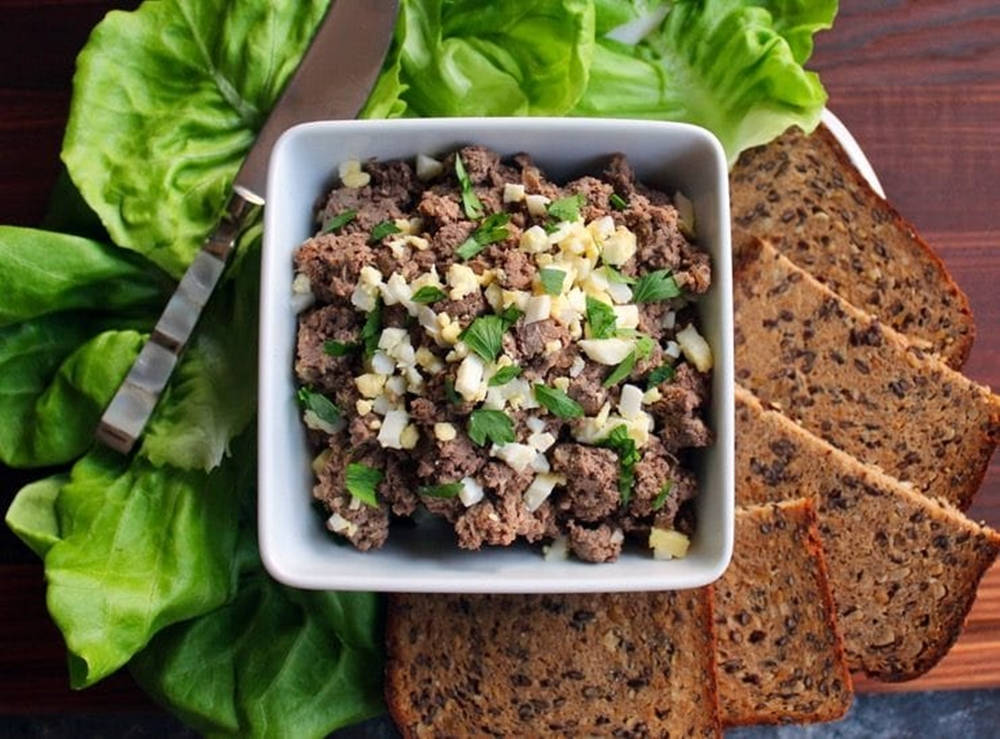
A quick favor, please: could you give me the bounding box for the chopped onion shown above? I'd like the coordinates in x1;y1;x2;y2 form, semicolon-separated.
416;153;443;181
459;477;485;507
377;409;409;449
578;337;634;365
523;473;563;512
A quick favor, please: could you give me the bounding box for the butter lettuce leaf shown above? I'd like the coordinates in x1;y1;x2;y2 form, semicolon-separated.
0;321;146;467
62;0;331;277
131;530;383;738
753;0;838;63
44;446;243;688
4;475;67;558
573;0;831;163
367;0;595;117
139;226;261;472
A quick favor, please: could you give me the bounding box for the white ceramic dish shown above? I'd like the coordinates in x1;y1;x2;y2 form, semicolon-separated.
259;118;734;592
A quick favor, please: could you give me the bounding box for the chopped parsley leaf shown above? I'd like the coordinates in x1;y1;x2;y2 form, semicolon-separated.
533;384;584;419
369;220;401;243
498;305;523;327
456;212;511;260
360;298;382;359
444;378;461;405
489;365;522;386
600;425;640;505
467;409;516;447
539;268;566;296
411;285;447;304
322;209;357;233
323;340;358;357
296;387;341;426
646;364;676;389
547;193;585;223
609;193;629;211
632;269;682;303
455;154;484;219
585;296;617;339
461;315;507;362
542;221;561;235
652;480;674;511
603;352;636;388
602;265;636;286
345;462;382;508
418;482;464;499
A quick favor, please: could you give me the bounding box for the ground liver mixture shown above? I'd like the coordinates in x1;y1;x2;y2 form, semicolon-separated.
292;146;713;562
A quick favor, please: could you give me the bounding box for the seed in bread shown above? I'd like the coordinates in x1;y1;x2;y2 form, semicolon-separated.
385;591;721;738
733;238;1000;511
715;499;853;726
735;384;1000;680
730;125;974;368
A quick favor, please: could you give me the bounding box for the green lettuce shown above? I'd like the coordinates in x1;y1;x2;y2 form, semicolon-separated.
4;475;66;558
364;0;595;118
593;0;669;34
752;0;838;63
140;225;261;472
43;446;244;688
573;0;833;163
131;531;383;738
0;321;146;467
62;0;331;277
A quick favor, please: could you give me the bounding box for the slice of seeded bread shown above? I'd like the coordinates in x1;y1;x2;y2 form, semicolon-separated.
730;125;974;368
733;238;1000;511
735;384;1000;680
716;500;853;726
385;590;721;738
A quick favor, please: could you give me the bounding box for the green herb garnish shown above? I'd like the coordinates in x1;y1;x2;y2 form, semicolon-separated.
600;425;640;505
322;209;357;233
455;154;484;219
467;409;516;447
542;221;561;235
344;462;382;508
444;378;461;405
652;480;674;512
547;193;585;223
411;285;447;304
460;306;521;362
369;220;401;243
532;384;584;419
603;335;655;387
360;298;382;359
539;268;566;296
417;482;464;499
632;269;682;303
602;265;636;285
585;296;617;339
296;387;341;427
456;212;511;260
609;193;629;211
489;365;522;386
323;340;358;357
646;364;676;389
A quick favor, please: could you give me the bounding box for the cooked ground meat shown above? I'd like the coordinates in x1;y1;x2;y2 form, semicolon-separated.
566;522;624;563
294;147;713;561
551;444;620;522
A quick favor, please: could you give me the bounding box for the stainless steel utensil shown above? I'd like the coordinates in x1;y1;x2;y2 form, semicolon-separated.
97;0;399;454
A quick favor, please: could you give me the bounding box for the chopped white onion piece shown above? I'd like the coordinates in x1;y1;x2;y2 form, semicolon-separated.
503;183;526;203
676;324;713;372
662;310;677;330
665;340;681;359
569;355;586;378
459;477;485;507
543;536;569;561
377;409;409;449
650;528;691;560
524;295;552;324
525;194;551;217
612;304;639;330
525;416;546;434
606;281;632;304
528;431;556;452
371;351;394;376
619;384;644;419
326;512;358;537
493;442;537;473
523;473;563;512
578;337;634;365
415;153;443;181
530;452;551;473
455;354;485;402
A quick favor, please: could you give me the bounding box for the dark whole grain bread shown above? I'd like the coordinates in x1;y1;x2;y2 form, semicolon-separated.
385;591;721;738
735;384;1000;680
733;238;1000;511
715;500;852;726
730;125;974;368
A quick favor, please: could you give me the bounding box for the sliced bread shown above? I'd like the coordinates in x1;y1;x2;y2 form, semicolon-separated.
385;590;721;738
733;238;1000;510
716;499;853;726
735;384;1000;680
730;124;974;368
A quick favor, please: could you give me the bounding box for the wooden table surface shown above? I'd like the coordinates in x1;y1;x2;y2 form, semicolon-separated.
1;0;998;717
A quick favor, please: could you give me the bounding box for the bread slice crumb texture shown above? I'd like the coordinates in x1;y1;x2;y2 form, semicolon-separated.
385;590;721;738
735;384;1000;680
730;125;974;369
733;238;1000;511
715;499;853;726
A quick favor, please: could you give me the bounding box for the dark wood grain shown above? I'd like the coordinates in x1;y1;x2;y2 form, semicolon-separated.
0;0;998;716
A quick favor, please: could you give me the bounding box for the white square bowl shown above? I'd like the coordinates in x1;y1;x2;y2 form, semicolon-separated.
259;118;733;592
